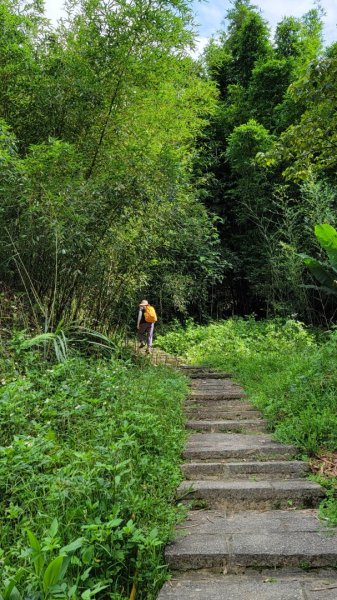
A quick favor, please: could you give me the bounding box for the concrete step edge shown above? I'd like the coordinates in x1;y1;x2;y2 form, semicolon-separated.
186;419;266;429
181;460;310;479
158;571;337;599
178;479;323;494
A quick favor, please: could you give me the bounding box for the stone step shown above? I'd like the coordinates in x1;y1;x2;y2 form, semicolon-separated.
182;460;310;480
190;379;242;388
180;366;232;377
185;399;259;416
190;373;233;379
177;479;323;510
180;365;229;371
158;570;337;600
165;509;337;571
185;408;263;420
186;419;267;433
183;433;297;461
191;379;239;386
189;390;245;397
185;398;253;408
189;385;247;400
189;394;246;402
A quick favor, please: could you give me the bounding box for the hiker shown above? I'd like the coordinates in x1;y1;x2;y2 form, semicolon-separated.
137;299;157;353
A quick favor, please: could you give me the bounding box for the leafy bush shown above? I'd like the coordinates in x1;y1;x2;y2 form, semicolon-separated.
0;341;188;599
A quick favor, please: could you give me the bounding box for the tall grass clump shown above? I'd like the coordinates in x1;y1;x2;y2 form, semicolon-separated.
156;318;337;522
0;334;188;599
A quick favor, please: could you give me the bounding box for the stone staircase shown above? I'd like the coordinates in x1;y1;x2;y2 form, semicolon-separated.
157;367;337;599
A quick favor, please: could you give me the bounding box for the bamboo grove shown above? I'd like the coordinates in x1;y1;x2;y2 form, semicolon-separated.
2;0;337;329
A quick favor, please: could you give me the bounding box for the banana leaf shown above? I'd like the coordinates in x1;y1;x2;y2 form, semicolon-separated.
314;224;337;272
298;254;337;294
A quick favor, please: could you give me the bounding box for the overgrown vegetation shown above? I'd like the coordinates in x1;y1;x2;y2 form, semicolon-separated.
156;318;337;522
3;0;337;327
0;337;188;599
2;0;337;593
0;0;223;329
196;0;337;323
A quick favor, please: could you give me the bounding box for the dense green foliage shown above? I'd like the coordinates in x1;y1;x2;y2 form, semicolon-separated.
2;0;337;326
0;0;223;330
0;340;188;598
156;318;337;521
195;0;337;323
2;0;337;595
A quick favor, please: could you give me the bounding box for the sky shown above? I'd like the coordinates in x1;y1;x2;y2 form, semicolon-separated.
44;0;337;54
191;0;337;53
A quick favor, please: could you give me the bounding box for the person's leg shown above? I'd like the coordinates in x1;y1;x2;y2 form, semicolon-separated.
146;323;154;351
138;323;148;346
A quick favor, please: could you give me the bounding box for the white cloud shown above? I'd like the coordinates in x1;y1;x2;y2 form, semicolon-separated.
192;2;225;37
257;0;337;44
191;35;210;58
45;0;66;24
192;0;337;45
44;0;337;45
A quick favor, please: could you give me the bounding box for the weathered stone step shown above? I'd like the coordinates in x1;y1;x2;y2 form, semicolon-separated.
186;419;266;433
185;405;261;420
189;373;233;379
182;460;310;480
185;399;259;417
158;570;337;599
188;388;246;401
185;398;253;408
186;388;247;398
183;433;297;461
178;479;323;510
165;509;337;571
180;365;214;370
190;380;242;388
191;379;244;394
185;408;263;420
180;366;232;377
191;379;239;386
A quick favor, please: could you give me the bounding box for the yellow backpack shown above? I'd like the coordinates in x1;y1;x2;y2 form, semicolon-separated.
144;305;157;323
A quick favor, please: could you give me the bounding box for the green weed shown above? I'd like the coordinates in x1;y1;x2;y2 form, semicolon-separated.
0;341;188;599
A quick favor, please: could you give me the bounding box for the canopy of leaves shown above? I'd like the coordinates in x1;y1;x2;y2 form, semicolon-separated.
2;0;337;328
194;0;337;323
0;0;224;330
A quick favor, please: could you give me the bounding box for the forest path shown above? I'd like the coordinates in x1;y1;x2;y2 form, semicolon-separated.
157;366;337;599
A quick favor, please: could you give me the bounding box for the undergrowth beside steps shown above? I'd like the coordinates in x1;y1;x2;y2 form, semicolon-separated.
0;336;188;599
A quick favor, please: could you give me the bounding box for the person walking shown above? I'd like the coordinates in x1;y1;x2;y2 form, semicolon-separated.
137;299;157;353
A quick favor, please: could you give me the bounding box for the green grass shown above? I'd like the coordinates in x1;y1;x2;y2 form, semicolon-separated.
156;317;337;523
0;339;188;599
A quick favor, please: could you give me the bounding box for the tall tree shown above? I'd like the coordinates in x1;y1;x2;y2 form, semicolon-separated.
195;2;326;318
0;0;222;328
